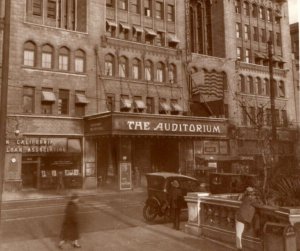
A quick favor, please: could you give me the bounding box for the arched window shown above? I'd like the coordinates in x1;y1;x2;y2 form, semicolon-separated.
156;62;165;82
132;58;141;80
239;75;245;93
235;0;241;14
264;78;270;96
248;76;254;94
168;63;176;84
145;60;153;81
259;6;265;20
257;77;262;95
104;53;115;76
23;41;36;67
58;46;70;71
267;9;272;22
75;49;86;73
252;4;258;17
42;44;53;69
118;56;128;78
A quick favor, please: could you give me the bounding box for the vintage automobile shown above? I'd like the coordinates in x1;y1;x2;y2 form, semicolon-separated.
143;172;201;222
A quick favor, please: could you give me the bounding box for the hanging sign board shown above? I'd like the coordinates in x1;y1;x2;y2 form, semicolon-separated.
119;162;132;190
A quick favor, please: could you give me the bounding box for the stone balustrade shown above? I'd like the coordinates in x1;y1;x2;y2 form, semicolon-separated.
185;192;300;251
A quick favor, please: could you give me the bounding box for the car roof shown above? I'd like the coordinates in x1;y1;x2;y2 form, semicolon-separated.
146;172;198;181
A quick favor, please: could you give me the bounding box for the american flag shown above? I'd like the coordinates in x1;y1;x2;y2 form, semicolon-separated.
191;70;225;102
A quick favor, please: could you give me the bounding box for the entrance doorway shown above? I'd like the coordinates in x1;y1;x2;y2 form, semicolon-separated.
22;163;38;189
151;139;179;172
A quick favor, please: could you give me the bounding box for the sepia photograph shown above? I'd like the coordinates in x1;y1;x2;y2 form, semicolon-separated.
0;0;299;250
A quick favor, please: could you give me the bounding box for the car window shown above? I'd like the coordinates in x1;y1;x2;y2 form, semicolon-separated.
147;176;165;190
180;179;199;192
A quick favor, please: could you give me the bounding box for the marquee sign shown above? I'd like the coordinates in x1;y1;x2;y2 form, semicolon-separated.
85;113;228;137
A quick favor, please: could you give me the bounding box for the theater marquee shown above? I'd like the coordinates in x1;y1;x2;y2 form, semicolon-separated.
85;112;228;137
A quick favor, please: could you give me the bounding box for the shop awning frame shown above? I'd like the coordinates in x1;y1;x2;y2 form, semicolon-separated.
41;91;56;102
133;25;143;33
144;28;157;37
121;98;132;109
75;93;89;104
168;34;180;44
134;100;146;110
159;102;171;112
120;22;130;30
106;20;117;27
171;103;183;112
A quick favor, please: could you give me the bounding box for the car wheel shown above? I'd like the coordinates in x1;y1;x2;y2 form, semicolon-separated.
143;201;159;222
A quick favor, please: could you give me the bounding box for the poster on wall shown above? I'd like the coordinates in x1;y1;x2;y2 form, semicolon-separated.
85;162;96;177
119;162;132;190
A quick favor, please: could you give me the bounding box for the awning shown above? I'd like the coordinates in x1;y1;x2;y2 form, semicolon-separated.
171;103;183;112
159;102;171;112
106;20;117;27
134;100;146;110
120;23;130;30
67;139;81;153
254;52;267;59
144;28;157;37
272;55;284;62
75;93;89;104
121;98;132;109
133;25;143;33
41;91;56;102
168;34;180;44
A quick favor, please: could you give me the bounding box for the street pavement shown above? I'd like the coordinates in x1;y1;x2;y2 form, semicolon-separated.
0;188;234;251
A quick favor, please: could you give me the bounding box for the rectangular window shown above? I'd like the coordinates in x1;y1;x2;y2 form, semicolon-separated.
241;106;248;126
236;23;241;38
266;108;271;126
146;97;154;113
156;32;164;46
33;0;42;16
75;58;84;72
106;0;114;7
106;94;115;111
144;0;152;16
253;27;258;42
267;9;272;22
58;89;69;115
167;4;174;22
155;1;163;19
132;28;142;42
235;0;241;14
243;2;250;16
42;52;52;68
23;86;35;113
245;49;250;63
261;29;266;42
250;107;256;125
244;25;250;40
75;91;86;116
269;30;273;43
47;0;56;19
59;55;69;71
276;32;281;46
119;0;128;10
131;0;140;13
257;107;264;125
281;110;288;127
24;50;35;66
41;88;53;115
237;47;242;60
275;109;280;126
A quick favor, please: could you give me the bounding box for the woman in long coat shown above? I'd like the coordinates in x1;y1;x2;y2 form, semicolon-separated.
59;194;81;248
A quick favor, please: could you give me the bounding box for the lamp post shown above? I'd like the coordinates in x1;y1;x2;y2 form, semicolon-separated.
0;0;11;227
268;40;277;143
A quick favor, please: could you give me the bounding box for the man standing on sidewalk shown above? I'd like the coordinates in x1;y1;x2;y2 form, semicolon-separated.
170;180;183;230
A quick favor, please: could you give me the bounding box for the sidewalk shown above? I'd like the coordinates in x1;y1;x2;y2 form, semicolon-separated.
1;186;146;202
0;223;234;251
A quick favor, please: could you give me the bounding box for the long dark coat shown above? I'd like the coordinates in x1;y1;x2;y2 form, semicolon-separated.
170;187;183;209
60;201;79;241
236;195;261;224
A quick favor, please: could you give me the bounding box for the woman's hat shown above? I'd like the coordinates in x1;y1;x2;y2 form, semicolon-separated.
246;187;255;194
171;180;180;188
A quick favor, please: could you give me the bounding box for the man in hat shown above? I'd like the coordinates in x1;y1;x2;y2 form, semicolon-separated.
235;187;262;251
170;180;183;230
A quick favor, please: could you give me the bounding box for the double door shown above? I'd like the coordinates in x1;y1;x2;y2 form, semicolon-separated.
21;162;39;189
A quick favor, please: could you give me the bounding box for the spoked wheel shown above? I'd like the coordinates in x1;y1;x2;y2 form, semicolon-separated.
143;200;159;222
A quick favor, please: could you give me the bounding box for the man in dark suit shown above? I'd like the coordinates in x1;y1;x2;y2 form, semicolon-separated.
170;180;183;230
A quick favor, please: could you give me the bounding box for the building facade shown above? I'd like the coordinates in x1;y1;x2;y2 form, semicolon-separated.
0;0;297;193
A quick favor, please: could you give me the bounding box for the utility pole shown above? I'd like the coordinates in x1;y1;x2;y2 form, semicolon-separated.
268;40;277;143
0;0;11;226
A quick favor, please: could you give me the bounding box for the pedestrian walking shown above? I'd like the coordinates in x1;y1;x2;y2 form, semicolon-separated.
57;171;64;193
235;187;262;251
170;180;183;230
58;194;81;249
